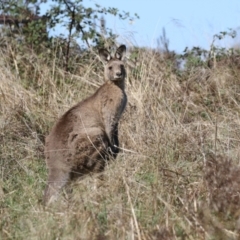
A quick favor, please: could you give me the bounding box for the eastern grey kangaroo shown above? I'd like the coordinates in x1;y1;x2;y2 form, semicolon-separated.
43;45;127;205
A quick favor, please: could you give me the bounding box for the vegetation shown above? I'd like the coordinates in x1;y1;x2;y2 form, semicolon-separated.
1;1;240;239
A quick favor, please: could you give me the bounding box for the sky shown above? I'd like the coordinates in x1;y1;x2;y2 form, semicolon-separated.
41;0;240;53
87;0;240;53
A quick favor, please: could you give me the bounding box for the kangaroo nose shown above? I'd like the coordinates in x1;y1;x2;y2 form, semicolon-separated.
116;72;122;77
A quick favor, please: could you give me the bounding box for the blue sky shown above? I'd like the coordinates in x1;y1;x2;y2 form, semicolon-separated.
87;0;240;53
42;0;240;53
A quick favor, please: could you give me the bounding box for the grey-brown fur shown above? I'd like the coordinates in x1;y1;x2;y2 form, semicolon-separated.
43;45;127;205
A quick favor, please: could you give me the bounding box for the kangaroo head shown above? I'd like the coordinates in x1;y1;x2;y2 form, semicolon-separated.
99;45;126;82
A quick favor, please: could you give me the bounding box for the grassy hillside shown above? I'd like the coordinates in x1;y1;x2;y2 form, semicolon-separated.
1;42;240;239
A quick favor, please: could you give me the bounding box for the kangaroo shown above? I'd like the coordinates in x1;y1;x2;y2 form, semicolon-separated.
43;45;127;205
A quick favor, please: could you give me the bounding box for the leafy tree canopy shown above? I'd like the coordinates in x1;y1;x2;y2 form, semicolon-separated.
0;0;139;48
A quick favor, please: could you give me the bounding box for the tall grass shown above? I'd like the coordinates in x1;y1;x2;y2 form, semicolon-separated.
1;42;240;239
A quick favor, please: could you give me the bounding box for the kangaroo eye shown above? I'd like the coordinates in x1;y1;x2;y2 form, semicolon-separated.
108;66;112;70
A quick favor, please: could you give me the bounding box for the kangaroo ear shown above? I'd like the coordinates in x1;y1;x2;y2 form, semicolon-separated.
115;45;126;60
99;48;111;62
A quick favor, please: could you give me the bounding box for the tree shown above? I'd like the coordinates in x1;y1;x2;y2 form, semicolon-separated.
0;0;139;71
0;0;48;49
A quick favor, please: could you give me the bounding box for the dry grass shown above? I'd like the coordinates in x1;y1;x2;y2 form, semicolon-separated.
1;43;240;239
